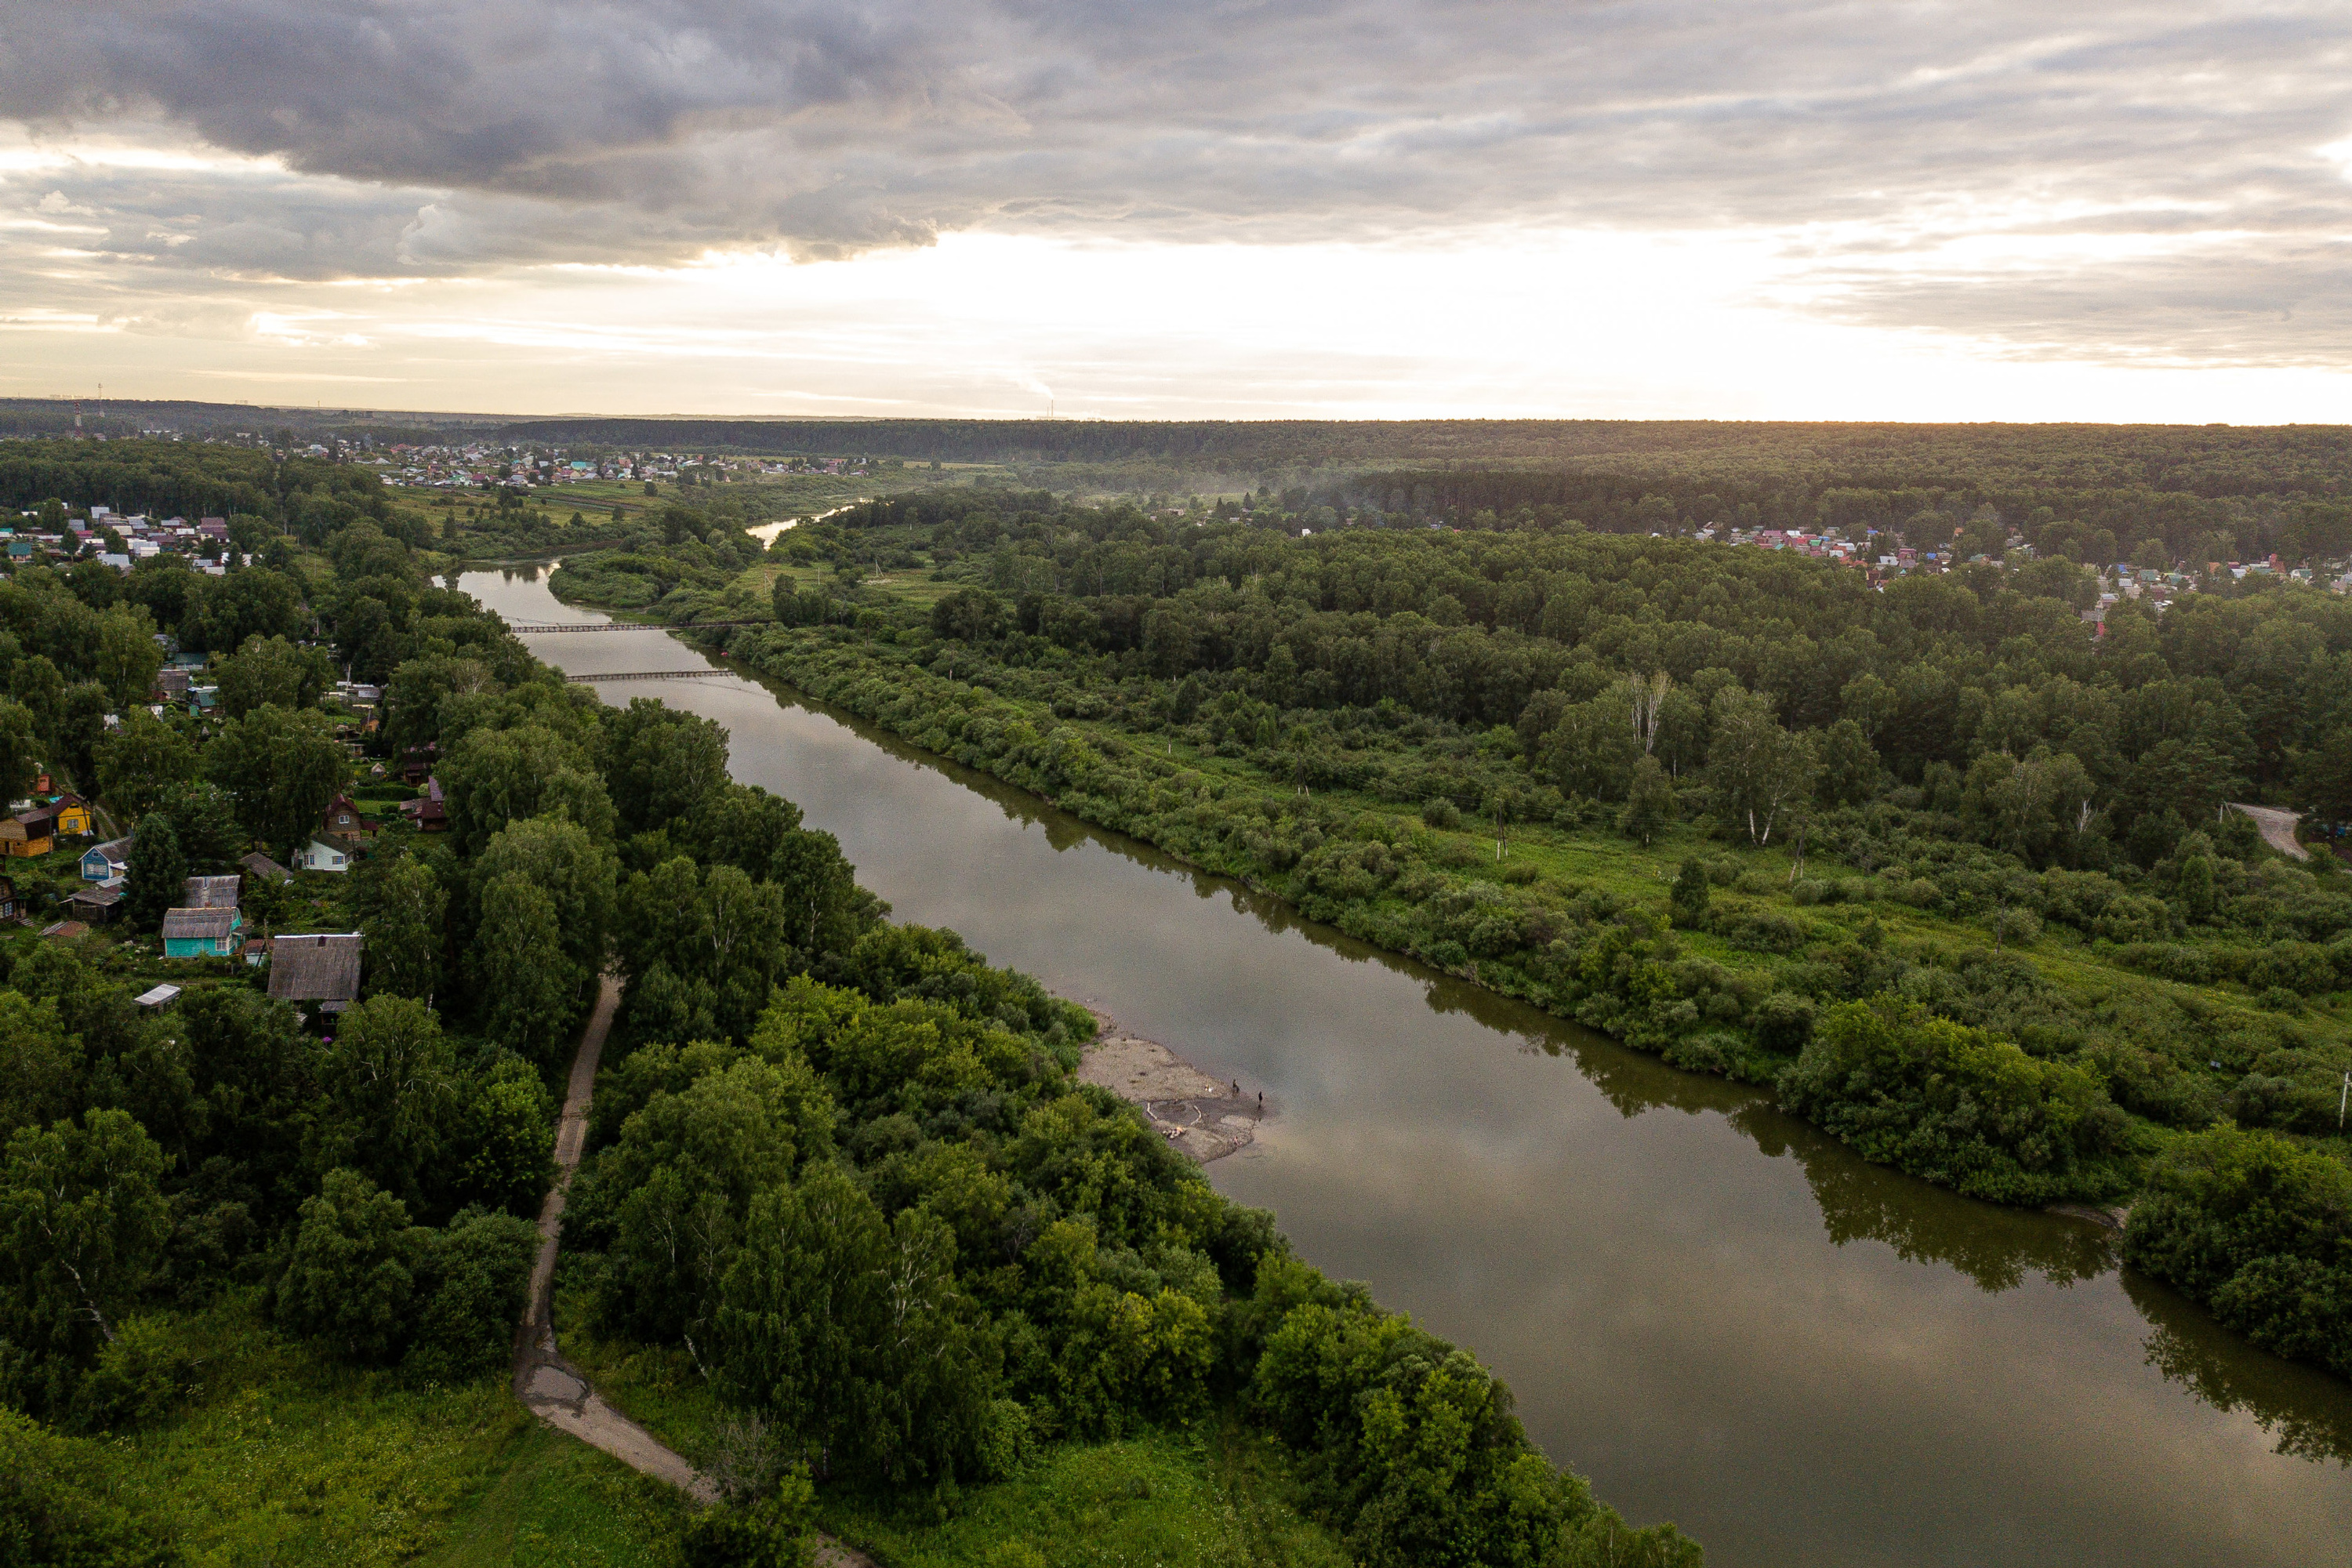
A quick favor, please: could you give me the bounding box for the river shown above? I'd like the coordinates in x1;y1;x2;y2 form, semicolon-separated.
459;562;2352;1568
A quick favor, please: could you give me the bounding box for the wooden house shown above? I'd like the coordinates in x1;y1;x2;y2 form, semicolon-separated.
84;836;132;882
49;794;93;836
162;906;241;958
2;808;56;858
65;884;119;924
292;839;350;873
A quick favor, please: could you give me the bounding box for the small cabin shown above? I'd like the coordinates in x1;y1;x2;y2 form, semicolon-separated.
1;809;56;858
239;851;291;884
64;885;119;924
161;906;242;958
49;794;93;837
84;837;132;882
292;839;350;874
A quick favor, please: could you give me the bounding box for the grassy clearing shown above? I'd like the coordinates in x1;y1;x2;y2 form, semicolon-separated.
416;1421;691;1568
820;1423;1352;1568
80;1301;686;1567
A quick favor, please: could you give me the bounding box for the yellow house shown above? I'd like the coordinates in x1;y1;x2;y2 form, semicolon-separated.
0;808;56;857
51;794;93;837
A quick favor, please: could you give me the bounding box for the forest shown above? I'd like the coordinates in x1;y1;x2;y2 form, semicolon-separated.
0;442;1697;1565
554;481;2352;1391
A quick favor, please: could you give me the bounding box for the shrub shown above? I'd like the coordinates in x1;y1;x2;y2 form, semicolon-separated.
1669;859;1711;928
2125;1127;2352;1379
1751;992;1816;1053
1421;798;1461;829
0;1409;176;1567
1988;908;2042;948
1778;997;2126;1205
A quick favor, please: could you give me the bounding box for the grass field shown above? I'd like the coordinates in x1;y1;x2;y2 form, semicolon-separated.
819;1425;1352;1568
79;1301;690;1567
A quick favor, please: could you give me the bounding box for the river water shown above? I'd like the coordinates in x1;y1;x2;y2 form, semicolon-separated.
460;563;2352;1568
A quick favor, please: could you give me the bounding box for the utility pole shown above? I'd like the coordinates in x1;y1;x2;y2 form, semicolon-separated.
2340;1070;2348;1133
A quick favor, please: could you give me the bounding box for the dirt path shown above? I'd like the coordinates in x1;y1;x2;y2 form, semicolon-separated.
2227;802;2310;862
511;977;719;1500
509;978;876;1566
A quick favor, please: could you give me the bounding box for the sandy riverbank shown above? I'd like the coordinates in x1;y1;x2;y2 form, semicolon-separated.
1074;1012;1263;1162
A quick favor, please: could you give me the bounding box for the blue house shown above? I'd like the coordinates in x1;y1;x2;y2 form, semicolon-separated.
83;836;132;883
162;906;241;958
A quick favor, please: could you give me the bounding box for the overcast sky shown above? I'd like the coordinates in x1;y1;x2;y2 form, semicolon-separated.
2;1;2347;420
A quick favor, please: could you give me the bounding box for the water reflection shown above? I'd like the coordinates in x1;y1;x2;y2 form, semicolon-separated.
457;568;2352;1568
2127;1273;2352;1467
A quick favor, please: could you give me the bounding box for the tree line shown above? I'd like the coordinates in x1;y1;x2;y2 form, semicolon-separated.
565;485;2352;1389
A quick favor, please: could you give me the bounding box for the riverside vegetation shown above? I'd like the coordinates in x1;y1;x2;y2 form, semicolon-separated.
0;441;1699;1564
551;481;2352;1392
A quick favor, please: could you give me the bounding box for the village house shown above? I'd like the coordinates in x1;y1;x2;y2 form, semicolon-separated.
183;874;241;909
84;835;132;882
48;793;93;836
320;793;374;851
401;777;448;832
161;906;241;958
266;932;363;1012
66;884;121;924
1;807;56;858
292;839;351;873
0;875;16;920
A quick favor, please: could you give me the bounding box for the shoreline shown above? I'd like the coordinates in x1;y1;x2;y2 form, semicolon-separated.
1071;1004;1264;1163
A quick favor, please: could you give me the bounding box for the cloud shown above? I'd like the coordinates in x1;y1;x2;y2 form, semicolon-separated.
0;2;2347;365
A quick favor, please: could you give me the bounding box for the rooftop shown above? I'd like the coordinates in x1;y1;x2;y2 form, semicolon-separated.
267;932;364;1009
161;907;238;942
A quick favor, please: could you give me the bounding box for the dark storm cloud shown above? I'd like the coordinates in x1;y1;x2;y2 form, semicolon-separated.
2;2;2348;360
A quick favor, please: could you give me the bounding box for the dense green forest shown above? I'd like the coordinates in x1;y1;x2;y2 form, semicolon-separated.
0;442;1696;1565
554;483;2352;1390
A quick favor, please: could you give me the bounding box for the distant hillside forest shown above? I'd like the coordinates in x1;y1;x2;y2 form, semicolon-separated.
13;415;2351;572
470;419;2352;566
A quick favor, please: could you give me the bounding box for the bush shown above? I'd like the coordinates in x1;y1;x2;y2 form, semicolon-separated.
1421;797;1461;829
277;1170;536;1381
2124;1126;2352;1379
405;1207;539;1382
67;1317;198;1432
1751;992;1816;1053
1669;859;1711;929
1778;997;2127;1205
1988;908;2042;948
0;1408;176;1566
1245;1258;1698;1568
681;1466;816;1568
